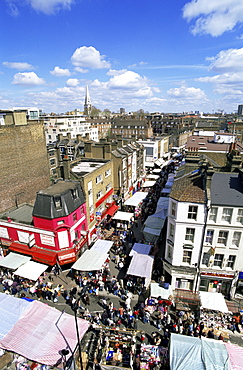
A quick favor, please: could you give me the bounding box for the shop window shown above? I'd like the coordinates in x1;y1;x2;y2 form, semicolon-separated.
185;228;195;242
227;255;236;269
175;278;193;290
217;231;228;245
187;205;198;220
221;208;233;223
232;231;241;247
209;207;218;222
237;209;243;224
182;250;192;264
213;254;224;268
205;229;214;244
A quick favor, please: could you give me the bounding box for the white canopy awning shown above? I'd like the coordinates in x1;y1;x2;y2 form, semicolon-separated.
129;243;152;257
127;253;154;279
124;192;148;207
199;292;229;313
154;158;164;166
91;239;113;254
142;180;156;188
72;250;108;271
14;261;48;281
152;169;162;174
0;252;31;270
112;211;134;221
150;282;173;299
146;174;159;180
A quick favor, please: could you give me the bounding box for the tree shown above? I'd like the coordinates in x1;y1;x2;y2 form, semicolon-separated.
90;106;102;117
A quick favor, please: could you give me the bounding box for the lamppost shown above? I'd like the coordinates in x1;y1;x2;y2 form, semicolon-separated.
72;300;83;370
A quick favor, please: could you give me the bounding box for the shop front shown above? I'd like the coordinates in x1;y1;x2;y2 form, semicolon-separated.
199;270;235;297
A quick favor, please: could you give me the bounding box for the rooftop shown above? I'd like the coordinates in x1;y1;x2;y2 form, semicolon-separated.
211;172;243;207
0;204;33;225
170;172;205;203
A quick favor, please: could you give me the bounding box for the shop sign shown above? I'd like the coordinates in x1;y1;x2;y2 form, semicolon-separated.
239;272;243;279
58;252;75;261
90;213;94;222
201;271;234;278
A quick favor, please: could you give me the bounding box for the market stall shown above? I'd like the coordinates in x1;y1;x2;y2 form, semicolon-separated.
199;291;229;313
141;180;156;189
72;249;109;271
0;293;90;366
91;239;114;254
124;192;148;207
97;328;136;368
113;211;134;222
0;252;31;270
139;344;168;370
13;260;48;281
129;243;152;257
150;282;173;301
142;211;166;243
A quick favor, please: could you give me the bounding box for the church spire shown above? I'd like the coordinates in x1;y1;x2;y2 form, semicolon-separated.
84;85;92;116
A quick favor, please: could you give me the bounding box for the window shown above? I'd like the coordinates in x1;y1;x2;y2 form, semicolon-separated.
202;252;210;266
105;168;111;177
185;228;195;242
221;208;233;223
205;230;214;244
188;205;198;220
182;250;192;264
169;223;175;238
232;232;241;247
50;159;55;166
106;183;112;192
237;209;243;224
209;207;218;222
96;190;103;200
214;254;224;267
54;196;62;209
72;189;78;199
57;220;64;225
167;245;173;259
217;231;228;245
171;202;176;217
73;213;77;222
227;255;236;269
96;175;103;184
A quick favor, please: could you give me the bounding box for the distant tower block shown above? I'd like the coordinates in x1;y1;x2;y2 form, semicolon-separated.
84;85;92;116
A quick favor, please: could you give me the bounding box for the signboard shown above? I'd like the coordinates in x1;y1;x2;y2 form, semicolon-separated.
0;227;9;239
40;234;55;247
58;230;69;249
239;272;243;280
201;271;234;279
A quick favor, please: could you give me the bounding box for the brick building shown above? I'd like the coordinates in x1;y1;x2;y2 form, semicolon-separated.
0;109;50;213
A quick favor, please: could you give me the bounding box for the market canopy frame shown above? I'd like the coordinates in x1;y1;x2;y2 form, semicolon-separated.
0;252;31;270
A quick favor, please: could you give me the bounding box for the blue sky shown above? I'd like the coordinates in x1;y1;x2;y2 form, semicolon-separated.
1;0;243;114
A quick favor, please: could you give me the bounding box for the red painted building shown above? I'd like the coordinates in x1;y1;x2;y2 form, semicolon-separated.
0;180;88;265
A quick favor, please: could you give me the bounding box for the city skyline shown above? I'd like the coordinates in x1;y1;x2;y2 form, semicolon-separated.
1;0;243;114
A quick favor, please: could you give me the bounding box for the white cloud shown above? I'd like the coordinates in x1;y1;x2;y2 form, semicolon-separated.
198;72;243;84
107;69;128;76
12;72;45;86
107;71;149;90
71;46;111;69
3;61;34;70
167;85;207;99
74;67;89;73
182;0;243;36
50;66;71;76
207;48;243;72
26;0;74;15
66;78;79;87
